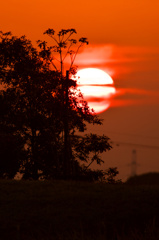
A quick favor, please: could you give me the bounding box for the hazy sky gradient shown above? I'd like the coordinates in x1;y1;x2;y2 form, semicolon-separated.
1;0;159;180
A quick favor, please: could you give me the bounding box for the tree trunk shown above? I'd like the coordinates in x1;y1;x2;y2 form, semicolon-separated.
63;70;71;179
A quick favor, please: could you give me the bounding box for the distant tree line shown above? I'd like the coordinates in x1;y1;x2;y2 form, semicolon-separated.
0;29;119;182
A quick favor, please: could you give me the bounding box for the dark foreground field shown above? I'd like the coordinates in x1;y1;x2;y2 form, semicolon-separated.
0;180;159;240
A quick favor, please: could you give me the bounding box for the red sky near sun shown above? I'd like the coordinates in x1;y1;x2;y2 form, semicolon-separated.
1;0;159;180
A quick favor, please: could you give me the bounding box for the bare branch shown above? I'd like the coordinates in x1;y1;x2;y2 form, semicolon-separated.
62;42;74;62
50;60;58;71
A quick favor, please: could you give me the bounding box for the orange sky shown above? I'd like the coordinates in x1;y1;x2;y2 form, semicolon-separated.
1;0;159;181
1;0;159;46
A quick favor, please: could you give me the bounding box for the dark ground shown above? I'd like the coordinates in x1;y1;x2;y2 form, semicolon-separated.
0;180;159;240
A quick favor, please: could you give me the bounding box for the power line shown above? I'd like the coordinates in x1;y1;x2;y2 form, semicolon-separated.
106;131;159;141
111;141;159;150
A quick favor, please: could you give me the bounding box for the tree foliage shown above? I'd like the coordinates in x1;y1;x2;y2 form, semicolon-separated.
0;29;113;180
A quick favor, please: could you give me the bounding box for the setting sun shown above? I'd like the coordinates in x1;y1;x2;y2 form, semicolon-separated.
1;0;159;236
76;68;116;113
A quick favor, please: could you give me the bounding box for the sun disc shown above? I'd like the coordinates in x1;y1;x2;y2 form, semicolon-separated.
77;68;113;85
75;68;116;113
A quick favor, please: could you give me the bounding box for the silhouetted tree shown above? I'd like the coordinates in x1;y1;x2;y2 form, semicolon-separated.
37;28;112;179
0;31;62;179
0;30;112;180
